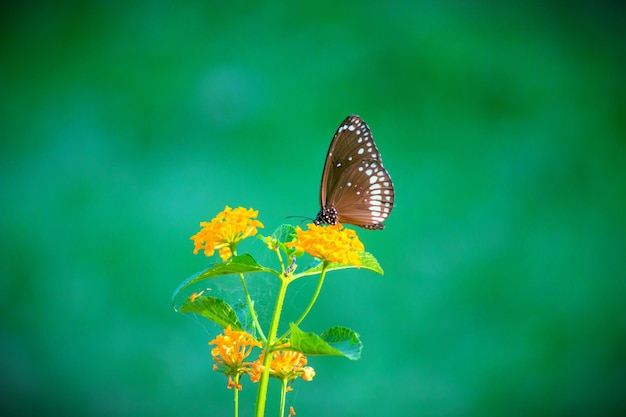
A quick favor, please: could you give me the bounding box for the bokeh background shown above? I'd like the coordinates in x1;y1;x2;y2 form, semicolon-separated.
2;1;625;416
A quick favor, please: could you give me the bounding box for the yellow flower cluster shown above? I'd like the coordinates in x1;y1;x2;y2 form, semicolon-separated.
250;347;315;388
208;328;315;391
191;206;264;261
287;223;365;267
209;325;262;389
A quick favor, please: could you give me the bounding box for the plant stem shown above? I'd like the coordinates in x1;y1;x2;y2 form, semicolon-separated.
279;379;287;417
234;374;240;417
291;263;328;329
232;247;267;341
254;277;290;417
238;273;267;342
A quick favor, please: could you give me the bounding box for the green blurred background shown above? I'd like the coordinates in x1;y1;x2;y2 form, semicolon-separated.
2;1;625;416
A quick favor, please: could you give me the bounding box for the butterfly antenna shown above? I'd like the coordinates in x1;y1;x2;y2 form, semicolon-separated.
285;215;313;226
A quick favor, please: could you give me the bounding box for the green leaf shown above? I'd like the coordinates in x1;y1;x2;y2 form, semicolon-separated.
179;295;244;331
271;224;297;244
289;323;363;360
298;252;384;277
172;253;267;302
259;224;298;257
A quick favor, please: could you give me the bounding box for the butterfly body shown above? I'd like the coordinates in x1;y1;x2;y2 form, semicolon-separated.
314;115;395;230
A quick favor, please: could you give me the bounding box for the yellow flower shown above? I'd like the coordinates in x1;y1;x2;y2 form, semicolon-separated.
191;206;264;261
226;375;242;391
250;347;315;386
286;223;365;267
301;365;316;381
265;236;277;250
209;325;262;389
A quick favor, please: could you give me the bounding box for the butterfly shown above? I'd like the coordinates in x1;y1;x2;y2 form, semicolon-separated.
314;115;395;230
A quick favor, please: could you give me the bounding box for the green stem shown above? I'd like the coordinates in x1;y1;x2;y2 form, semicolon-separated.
274;246;286;275
291;263;328;330
238;273;267;342
254;277;290;417
279;379;287;417
231;247;266;341
233;374;240;417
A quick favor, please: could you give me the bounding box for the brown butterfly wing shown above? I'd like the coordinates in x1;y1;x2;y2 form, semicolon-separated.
317;115;394;229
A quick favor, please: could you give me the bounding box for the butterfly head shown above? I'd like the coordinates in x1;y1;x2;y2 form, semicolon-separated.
314;205;338;226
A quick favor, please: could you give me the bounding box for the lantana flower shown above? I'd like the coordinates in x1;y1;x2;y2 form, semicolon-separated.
191;206;264;261
250;346;316;389
286;223;365;267
209;325;262;389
